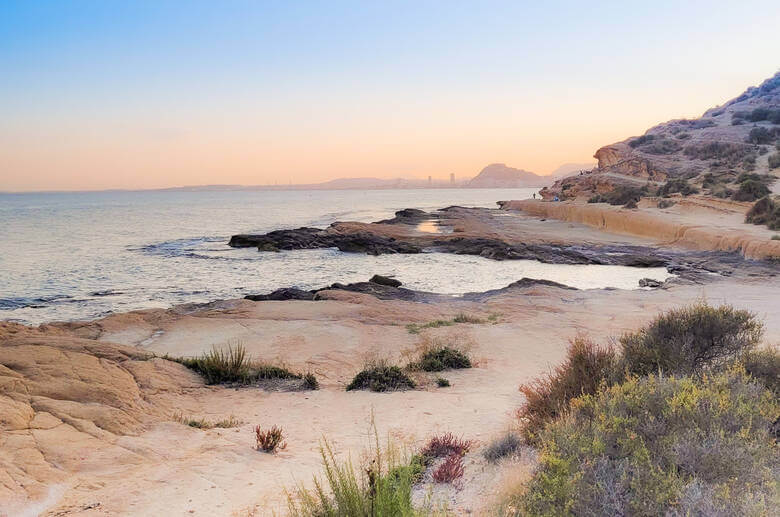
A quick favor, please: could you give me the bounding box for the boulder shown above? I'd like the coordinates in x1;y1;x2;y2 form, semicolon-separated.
369;275;402;287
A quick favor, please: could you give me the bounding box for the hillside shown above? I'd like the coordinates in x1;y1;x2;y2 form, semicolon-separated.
542;71;780;200
467;163;549;187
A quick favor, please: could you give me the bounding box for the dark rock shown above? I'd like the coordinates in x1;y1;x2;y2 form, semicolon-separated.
245;288;315;301
638;278;663;288
375;208;431;225
369;275;402;287
229;227;421;255
463;277;576;301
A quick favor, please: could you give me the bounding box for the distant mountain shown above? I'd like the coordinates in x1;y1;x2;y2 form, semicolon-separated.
467;163;548;188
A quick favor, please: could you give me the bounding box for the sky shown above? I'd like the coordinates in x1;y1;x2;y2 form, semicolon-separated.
1;1;778;192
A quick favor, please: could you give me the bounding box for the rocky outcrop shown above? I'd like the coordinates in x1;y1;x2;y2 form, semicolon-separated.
0;323;201;508
369;274;402;287
229;227;422;255
504;199;780;260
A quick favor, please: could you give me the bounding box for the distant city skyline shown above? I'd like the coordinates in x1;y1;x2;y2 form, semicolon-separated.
1;1;779;192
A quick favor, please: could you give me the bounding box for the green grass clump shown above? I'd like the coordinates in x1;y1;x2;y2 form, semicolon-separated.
619;302;763;377
518;372;779;517
171;342;318;388
346;361;416;392
410;346;471;372
452;313;485;324
436;377;450;387
405;319;454;334
286;429;419;516
173;412;241;429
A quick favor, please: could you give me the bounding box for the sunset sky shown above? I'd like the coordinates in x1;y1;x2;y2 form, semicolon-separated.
1;1;778;192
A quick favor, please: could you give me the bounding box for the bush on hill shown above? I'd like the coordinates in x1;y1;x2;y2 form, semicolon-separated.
745;196;780;230
732;179;771;202
346;360;416;392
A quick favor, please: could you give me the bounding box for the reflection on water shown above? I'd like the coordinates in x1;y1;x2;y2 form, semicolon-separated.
416;220;452;234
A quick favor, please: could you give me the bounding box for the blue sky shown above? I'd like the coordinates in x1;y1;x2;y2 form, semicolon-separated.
1;1;778;190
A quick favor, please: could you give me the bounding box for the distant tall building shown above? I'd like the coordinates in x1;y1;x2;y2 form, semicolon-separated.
428;175;432;186
449;173;455;185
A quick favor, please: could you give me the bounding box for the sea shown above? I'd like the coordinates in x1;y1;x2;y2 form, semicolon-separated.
0;188;671;325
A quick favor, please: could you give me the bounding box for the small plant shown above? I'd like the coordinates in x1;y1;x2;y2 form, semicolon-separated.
410;346;471;372
483;432;522;463
732;178;771;202
452;313;485;324
255;425;286;452
346;360;416;392
657;199;675;209
173;412;241;429
302;372;319;390
432;453;464;483
436;377;450;387
420;432;472;459
175;343;250;384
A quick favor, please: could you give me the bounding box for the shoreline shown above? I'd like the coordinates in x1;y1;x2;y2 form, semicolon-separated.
2;198;779;516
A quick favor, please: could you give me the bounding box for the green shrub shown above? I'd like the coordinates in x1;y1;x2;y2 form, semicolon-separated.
410;346;471;372
657;199;675;209
518;372;779;517
628;134;654;148
303;372;319;390
517;337;617;443
620;302;763;377
452;313;485;324
659;178;698;197
732;179;771;202
173;412;241;429
346;361;416;392
741;348;780;396
436;377;450;387
484;432;522;463
745;196;780;230
587;186;644;205
684;142;751;166
746;127;776;145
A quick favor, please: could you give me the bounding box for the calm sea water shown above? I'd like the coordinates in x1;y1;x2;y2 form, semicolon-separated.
0;189;670;324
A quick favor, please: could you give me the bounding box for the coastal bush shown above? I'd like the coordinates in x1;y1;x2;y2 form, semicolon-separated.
741;348;780;396
732;178;771;201
410;346;471;372
518;372;779;517
659;178;698;197
346;360;416;392
746;126;780;145
628;134;654;148
639;138;682;155
587;185;644;206
619;302;763;377
683;141;751;166
432;453;465;483
745;196;780;230
255;425;286;452
286;435;418;516
517;337;617;443
657;199;675;209
421;432;472;459
483;432;522;463
303;372;319;390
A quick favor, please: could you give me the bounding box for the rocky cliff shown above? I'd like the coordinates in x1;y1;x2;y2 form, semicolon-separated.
542;72;780;200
